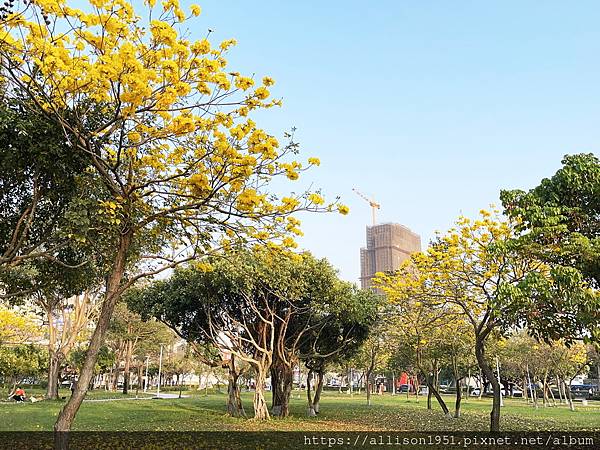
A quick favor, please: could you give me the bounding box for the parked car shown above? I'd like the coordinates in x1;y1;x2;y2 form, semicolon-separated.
511;387;524;397
398;384;410;393
469;388;481;397
570;385;594;400
418;386;429;395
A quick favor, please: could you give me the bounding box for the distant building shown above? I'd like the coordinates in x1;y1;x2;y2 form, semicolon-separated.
360;223;421;289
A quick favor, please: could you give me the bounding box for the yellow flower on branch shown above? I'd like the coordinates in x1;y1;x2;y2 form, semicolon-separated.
337;204;350;215
190;4;201;16
262;76;275;86
308;193;325;205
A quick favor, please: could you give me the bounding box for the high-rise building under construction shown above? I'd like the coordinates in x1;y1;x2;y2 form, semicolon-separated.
360;223;421;289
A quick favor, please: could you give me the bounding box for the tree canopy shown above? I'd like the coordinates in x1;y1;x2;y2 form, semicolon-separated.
501;153;600;288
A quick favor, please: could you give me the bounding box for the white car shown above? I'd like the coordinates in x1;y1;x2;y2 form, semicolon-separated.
511;387;524;397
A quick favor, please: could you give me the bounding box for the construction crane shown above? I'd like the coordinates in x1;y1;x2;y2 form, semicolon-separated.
352;188;380;226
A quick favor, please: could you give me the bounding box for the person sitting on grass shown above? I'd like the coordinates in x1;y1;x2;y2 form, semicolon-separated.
10;387;26;403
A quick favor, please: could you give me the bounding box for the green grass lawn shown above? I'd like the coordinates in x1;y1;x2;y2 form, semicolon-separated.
1;389;598;432
0;386;144;401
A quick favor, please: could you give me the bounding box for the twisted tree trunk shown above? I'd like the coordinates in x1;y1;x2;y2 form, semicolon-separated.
312;370;324;414
271;357;293;417
306;369;324;416
252;364;270;420
226;357;245;417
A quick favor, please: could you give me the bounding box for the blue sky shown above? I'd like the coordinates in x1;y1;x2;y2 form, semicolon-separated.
188;0;600;283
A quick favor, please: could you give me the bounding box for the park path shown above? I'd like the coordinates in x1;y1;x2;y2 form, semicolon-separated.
84;392;190;402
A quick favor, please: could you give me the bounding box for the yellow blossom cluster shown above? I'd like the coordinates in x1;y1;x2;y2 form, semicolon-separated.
0;0;349;253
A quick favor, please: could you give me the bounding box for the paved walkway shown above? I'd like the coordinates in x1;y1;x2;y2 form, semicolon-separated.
151;392;190;399
84;392;190;402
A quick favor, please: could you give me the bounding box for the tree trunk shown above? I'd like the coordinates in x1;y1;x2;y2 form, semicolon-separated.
54;230;132;448
563;379;575;411
214;372;221;393
542;371;549;407
556;375;563;404
427;372;433;410
365;368;373;406
306;369;324;416
340;367;346;394
413;375;419;401
111;356;121;392
451;355;463;417
227;358;245;417
123;340;133;395
252;365;269;420
548;379;556;407
455;381;462;418
421;368;450;416
478;370;484;400
47;351;61;400
475;336;500;432
306;369;316;416
348;368;353;395
270;358;293;417
135;363;142;398
527;366;537;407
312;370;324;414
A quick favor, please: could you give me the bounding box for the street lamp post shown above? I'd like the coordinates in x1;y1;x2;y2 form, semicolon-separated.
156;344;164;397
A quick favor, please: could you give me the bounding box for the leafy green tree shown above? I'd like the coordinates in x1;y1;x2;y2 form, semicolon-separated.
588;344;600;395
497;332;537;403
0;96;89;270
69;345;116;389
300;287;378;416
127;250;374;420
1;244;102;399
438;319;476;417
501;153;600;290
107;302;172;394
382;299;455;416
351;316;392;408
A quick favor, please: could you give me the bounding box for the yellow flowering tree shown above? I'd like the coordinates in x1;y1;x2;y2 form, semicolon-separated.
552;341;589;411
0;307;41;344
376;210;596;431
0;0;347;435
377;274;471;417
